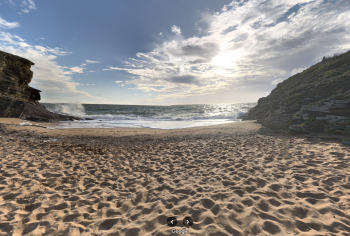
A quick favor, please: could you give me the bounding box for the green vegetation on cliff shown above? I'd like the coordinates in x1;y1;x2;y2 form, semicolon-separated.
245;50;350;135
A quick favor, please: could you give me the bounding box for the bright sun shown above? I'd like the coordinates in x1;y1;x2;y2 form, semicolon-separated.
212;53;237;68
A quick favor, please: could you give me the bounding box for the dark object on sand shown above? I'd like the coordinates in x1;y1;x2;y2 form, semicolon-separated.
0;123;7;134
0;50;81;122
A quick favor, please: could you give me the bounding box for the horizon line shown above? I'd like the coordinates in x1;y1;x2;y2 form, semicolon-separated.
40;102;258;106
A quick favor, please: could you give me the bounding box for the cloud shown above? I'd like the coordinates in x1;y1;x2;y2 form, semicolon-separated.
271;78;283;85
194;23;203;33
159;32;163;37
115;81;125;86
6;0;36;14
69;66;85;73
89;70;95;72
103;66;122;71
85;59;101;63
175;42;219;59
8;0;16;6
21;0;36;13
290;67;307;76
36;37;46;40
0;17;20;29
104;0;350;103
171;25;181;36
0;29;109;103
164;75;200;85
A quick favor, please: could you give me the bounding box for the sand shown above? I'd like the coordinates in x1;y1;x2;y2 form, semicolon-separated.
0;118;350;236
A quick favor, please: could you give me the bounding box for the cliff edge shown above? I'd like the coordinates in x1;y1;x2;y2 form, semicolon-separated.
0;50;80;122
244;50;350;135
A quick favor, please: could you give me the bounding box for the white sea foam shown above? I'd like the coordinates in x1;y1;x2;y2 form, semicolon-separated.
52;119;235;130
20;122;32;126
49;102;86;117
42;102;256;130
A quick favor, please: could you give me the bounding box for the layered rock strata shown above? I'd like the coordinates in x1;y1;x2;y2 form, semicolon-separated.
0;50;80;122
244;50;350;135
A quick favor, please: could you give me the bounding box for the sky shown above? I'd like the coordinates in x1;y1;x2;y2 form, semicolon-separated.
0;0;350;105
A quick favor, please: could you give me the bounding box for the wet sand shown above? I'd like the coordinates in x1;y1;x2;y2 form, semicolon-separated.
0;118;350;236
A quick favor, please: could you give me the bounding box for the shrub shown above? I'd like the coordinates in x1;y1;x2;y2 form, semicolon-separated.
305;118;316;125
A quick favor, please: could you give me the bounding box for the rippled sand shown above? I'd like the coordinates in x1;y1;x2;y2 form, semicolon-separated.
0;119;349;236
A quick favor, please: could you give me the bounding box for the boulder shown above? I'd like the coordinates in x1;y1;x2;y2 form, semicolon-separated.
342;140;350;146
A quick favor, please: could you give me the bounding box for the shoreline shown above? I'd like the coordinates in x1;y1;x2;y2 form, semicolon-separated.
1;118;350;235
0;118;262;139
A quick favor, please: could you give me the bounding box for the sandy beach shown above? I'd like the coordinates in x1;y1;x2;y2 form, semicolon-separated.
0;118;350;236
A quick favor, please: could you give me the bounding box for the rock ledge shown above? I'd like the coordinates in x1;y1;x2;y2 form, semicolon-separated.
0;50;81;122
244;50;350;136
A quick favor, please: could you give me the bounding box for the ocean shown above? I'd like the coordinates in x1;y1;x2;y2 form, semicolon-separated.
41;103;256;130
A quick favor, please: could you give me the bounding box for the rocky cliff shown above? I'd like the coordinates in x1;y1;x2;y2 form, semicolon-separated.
0;50;80;122
245;50;350;135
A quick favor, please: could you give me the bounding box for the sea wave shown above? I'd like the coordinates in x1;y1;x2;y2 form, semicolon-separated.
80;114;242;121
45;102;87;117
41;102;256;129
